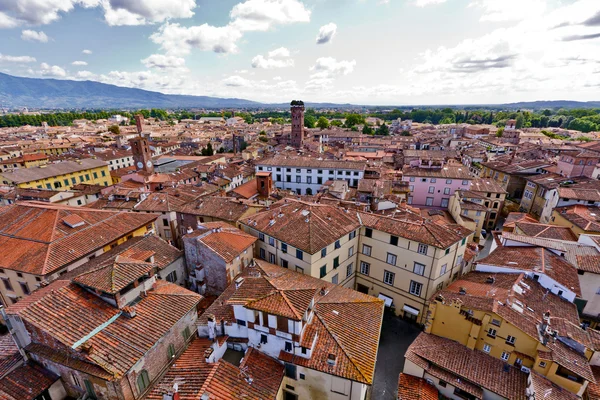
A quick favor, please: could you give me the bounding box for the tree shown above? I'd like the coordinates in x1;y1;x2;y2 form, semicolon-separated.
344;114;365;128
304;115;316;129
259;136;269;142
362;124;373;135
259;130;266;136
108;125;120;134
217;147;225;153
316;116;330;130
496;127;505;137
515;114;525;129
401;130;411;136
201;142;214;156
330;120;343;127
376;123;389;136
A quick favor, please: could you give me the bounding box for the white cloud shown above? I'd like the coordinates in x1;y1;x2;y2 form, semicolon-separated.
75;70;95;79
82;49;93;54
102;0;196;26
251;47;294;69
0;0;99;27
150;0;310;55
413;0;446;7
21;29;49;42
229;0;311;32
316;23;337;44
150;22;242;55
223;75;252;87
39;62;67;77
0;53;36;63
309;57;356;78
0;12;20;29
72;60;88;66
469;0;546;22
141;54;186;69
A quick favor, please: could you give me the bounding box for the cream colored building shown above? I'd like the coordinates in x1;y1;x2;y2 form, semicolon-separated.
448;190;488;243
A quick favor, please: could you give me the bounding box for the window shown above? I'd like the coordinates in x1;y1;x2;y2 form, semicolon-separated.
84;380;96;399
443;187;451;196
346;263;353;277
446;179;452;184
506;335;516;345
349;230;356;240
386;253;397;265
431;178;437;183
296;266;304;274
285;341;293;352
426;197;434;206
409;177;415;182
285;363;297;379
501;351;510;361
539;361;547;368
137;370;151;393
491;319;501;326
332;274;338;284
101;170;106;177
362;244;372;256
71;372;82;388
462;180;469;185
360;262;370;275
63;178;69;186
333;256;339;268
428;186;435;194
1;278;12;291
409;281;422;296
334;240;341;249
488;328;497;338
260;248;266;260
269;237;275;246
259;233;265;242
483;344;491;353
93;172;98;179
261;334;268;344
237;319;246;327
168;343;176;358
165;270;178;283
269;252;276;264
281;259;289;269
365;228;372;238
413;262;425;276
300;373;305;380
182;326;192;340
307;176;312;184
440;264;447;276
296;176;301;183
348;246;354;257
384;270;395;285
439;380;447;388
281;243;287;253
296;249;303;260
390;235;398;246
417;244;428;255
320;265;327;278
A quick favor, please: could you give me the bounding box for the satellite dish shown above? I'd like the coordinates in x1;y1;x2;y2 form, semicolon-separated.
137;161;143;169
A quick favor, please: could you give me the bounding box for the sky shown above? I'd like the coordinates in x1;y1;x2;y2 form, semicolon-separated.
0;0;600;105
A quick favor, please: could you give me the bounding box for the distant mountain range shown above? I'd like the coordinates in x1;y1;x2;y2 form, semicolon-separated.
1;72;599;110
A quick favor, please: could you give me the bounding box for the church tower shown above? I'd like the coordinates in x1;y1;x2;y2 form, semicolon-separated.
290;100;305;148
129;114;154;173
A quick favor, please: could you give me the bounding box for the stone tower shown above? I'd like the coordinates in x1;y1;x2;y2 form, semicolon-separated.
129;136;154;174
290;100;305;148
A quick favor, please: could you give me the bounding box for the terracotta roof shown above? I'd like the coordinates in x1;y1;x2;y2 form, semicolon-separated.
0;202;158;276
397;373;438;400
406;333;528;400
476;246;582;297
187;222;257;263
7;280;201;379
201;260;384;384
179;197;258;222
590;366;600;400
515;222;578;241
469;178;508;194
359;211;472;249
0;362;59;400
402;165;472;179
231;179;259;199
0;334;21;378
241;199;360;254
146;339;284;400
503;213;539;230
73;256;155;294
554;205;600;233
257;156;366;171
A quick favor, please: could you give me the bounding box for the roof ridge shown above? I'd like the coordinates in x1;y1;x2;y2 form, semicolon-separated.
279;291;303;320
314;312;370;383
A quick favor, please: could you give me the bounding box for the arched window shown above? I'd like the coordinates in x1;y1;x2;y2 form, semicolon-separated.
306;188;313;195
137;370;150;393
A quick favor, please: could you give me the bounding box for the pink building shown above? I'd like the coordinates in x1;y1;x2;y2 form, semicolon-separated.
556;150;600;178
403;166;473;207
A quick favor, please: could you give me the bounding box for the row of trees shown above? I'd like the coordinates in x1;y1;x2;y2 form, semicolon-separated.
2;107;599;133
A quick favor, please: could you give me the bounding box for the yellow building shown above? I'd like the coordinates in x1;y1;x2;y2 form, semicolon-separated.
0;158;111;190
425;272;596;396
551;205;600;238
0;153;49;172
0;202;158;306
448;190;488;243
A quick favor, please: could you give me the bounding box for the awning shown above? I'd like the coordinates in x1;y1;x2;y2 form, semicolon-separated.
378;294;393;307
403;305;420;316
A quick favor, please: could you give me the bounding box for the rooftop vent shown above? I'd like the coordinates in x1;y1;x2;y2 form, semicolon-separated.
486;276;495;284
459;287;467;295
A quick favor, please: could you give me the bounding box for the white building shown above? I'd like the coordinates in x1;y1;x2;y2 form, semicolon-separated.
256;157;366;195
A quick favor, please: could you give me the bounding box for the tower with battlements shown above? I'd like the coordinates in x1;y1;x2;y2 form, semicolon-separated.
290;100;305;148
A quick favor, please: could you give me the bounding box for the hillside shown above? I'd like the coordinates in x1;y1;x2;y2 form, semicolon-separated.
0;73;261;109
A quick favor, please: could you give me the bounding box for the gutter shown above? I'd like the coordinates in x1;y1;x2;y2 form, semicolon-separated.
71;311;122;349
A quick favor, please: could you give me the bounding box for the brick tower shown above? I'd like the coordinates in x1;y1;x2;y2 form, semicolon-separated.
290;100;305;148
130;114;153;174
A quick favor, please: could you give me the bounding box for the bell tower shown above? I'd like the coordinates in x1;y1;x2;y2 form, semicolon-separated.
129;114;154;173
290;100;305;148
